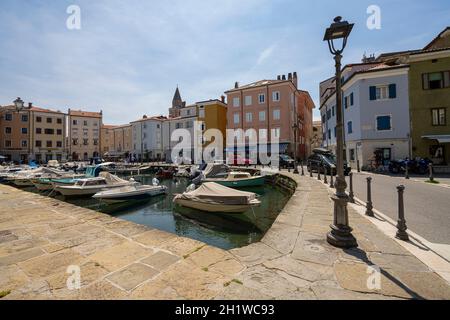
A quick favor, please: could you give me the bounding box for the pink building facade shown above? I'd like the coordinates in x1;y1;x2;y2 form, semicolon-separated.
225;72;314;160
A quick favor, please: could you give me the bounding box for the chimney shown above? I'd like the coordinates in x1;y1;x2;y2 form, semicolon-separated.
293;72;298;88
282;75;286;80
277;75;281;80
221;95;225;103
28;102;33;108
234;81;239;89
288;73;292;80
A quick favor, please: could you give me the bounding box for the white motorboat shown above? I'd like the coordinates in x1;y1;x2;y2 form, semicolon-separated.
173;182;260;213
55;172;137;197
92;184;167;203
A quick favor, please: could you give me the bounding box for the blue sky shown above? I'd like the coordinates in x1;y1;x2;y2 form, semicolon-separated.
0;0;449;124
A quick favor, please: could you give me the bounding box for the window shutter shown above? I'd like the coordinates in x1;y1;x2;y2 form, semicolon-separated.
350;93;354;106
444;71;450;88
388;84;397;99
369;86;377;100
423;74;430;90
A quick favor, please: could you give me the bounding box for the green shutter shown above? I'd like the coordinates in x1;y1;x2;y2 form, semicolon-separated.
369;86;376;100
389;84;397;99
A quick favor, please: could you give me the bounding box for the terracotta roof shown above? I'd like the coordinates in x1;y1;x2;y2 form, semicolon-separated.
102;124;118;129
225;79;294;93
30;106;64;114
69;109;102;118
130;115;167;123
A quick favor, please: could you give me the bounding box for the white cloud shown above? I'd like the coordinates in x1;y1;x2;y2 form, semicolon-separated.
257;45;276;65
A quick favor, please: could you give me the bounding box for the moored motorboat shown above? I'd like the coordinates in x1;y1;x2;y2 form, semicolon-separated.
55;172;137;197
173;182;260;213
92;184;167;203
204;171;265;188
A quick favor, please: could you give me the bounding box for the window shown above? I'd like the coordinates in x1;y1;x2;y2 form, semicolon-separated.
233;113;240;124
376;115;392;131
21;140;27;147
5;114;12;121
332;106;335;116
432;108;446;126
5;140;11;147
423;71;450;90
259;111;266;121
326;109;331;120
322;114;326;124
93;139;98;146
233;97;240;107
21;115;28;122
273;109;281;120
185;121;192;128
370;84;396;100
258;94;265;104
57;129;62;135
259;129;267;140
199;109;205;118
57;141;62;148
46;141;52;148
334;126;337;138
36;128;42;134
83;120;88;126
44;129;54;134
187;109;191;115
156;124;160;129
83;139;88;145
349;149;355;161
245;112;253;122
46;117;52;123
344;96;349;109
35;141;42;147
5;127;11;134
350;92;354;106
72;139;78;145
347;121;353;134
36;116;42;122
72;120;78;125
57;118;62;124
273;128;280;138
245;96;252;106
272;91;280;102
21;128;27;134
328;129;331;139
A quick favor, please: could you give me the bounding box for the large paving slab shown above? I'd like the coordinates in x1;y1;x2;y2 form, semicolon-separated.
1;171;449;300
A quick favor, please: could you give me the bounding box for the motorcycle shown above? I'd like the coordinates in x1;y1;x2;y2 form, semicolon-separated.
389;158;432;174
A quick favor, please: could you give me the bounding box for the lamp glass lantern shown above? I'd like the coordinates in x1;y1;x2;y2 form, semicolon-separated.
323;16;354;54
14;97;24;111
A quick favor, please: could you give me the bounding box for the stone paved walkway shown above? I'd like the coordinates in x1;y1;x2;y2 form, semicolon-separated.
0;174;449;300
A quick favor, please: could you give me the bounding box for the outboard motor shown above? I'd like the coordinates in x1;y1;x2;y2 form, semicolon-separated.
152;178;160;186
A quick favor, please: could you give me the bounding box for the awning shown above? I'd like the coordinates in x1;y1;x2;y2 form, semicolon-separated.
422;135;450;144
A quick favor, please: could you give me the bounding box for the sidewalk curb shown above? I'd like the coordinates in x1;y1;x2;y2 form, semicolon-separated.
317;178;450;285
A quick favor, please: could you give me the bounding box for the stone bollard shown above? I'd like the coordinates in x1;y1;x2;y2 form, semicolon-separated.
323;165;328;184
317;166;321;180
330;167;334;188
301;161;305;176
349;172;355;203
405;164;410;179
429;163;434;182
395;185;409;241
309;163;313;177
365;177;374;217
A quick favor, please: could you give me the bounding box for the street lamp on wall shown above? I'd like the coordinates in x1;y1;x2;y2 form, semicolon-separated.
13;97;24;111
323;16;357;248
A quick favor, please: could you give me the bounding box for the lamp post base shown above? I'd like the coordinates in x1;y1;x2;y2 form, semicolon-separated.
327;195;358;248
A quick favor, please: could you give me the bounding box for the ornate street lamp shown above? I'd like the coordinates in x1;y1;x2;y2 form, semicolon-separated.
13;97;24;111
323;16;357;248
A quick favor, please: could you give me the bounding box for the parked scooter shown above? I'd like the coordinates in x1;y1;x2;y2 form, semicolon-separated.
389;157;432;174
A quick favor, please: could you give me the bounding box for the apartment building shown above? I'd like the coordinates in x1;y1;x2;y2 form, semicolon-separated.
100;124;117;156
196;98;227;151
131;115;166;162
0;99;31;163
68;109;102;161
30;106;66;162
0;98;66;163
320;62;410;169
225;72;314;160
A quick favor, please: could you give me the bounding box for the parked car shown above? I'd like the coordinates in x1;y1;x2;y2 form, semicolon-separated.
307;148;351;175
279;154;295;169
389;158;432;174
228;155;253;166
